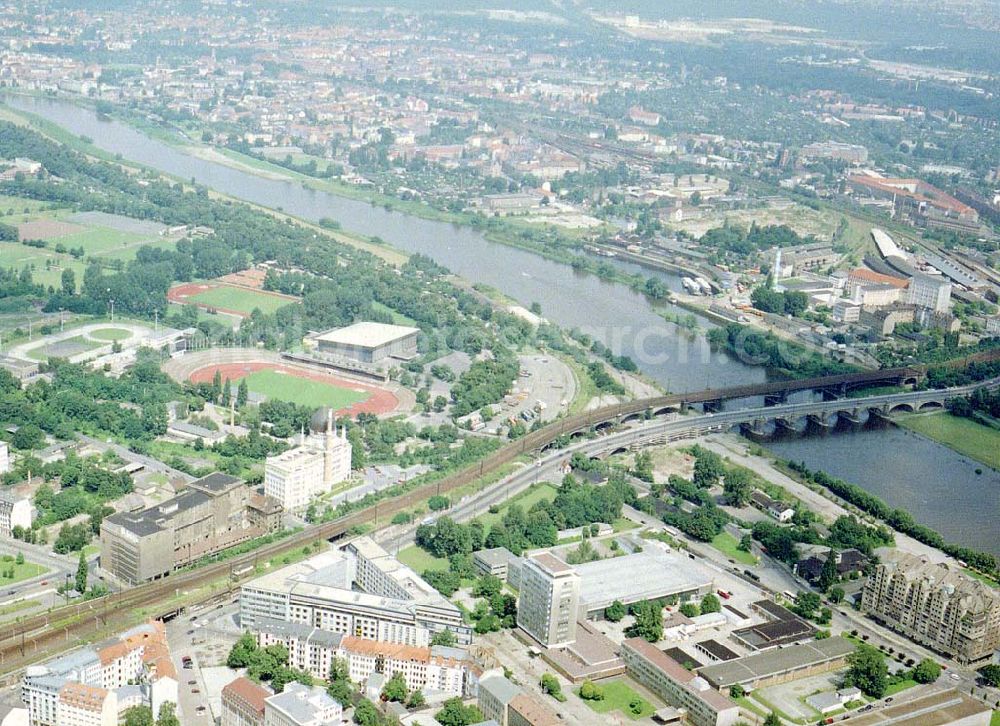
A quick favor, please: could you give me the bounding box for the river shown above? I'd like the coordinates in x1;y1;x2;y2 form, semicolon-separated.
5;95;997;556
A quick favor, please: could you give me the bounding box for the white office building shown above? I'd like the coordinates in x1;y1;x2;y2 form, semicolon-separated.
516;552;580;648
264;410;351;511
240;537;471;647
264;683;341;726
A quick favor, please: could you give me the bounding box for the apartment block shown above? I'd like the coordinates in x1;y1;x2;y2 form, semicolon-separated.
264;682;342;726
221;677;270;726
862;552;1000;664
240;537;470;647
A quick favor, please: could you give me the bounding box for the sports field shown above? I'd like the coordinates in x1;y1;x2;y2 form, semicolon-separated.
89;327;133;341
26;334;103;361
185;359;399;416
169;281;299;317
241;369;369;408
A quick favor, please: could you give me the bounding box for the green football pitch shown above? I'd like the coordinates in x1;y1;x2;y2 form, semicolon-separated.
189;285;298;315
241;369;370;408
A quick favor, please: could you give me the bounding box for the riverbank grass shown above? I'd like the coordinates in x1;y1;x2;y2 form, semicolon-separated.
897;412;1000;470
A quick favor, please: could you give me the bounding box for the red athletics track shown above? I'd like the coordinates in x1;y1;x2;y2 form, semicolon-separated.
188;361;399;417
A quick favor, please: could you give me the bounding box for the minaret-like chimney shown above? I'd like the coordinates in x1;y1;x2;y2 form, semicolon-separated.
323;409;334;485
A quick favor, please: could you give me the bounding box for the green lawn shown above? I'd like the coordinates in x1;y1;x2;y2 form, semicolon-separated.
241;369;369;409
898;412;1000;470
711;531;758;565
0;559;48;585
474;483;558;529
189;284;299;315
883;678;918;697
991;710;1000;726
89;327;133;341
577;680;657;721
52;226;146;255
396;545;450;574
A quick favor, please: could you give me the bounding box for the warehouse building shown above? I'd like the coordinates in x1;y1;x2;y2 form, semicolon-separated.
312;322;419;364
696;637;855;691
575;546;713;617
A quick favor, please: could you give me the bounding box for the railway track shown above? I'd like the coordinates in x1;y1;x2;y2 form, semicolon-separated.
2;352;996;676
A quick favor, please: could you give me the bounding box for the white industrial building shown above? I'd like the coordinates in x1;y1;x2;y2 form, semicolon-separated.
0;488;33;537
312;322;419;364
239;537;471;647
907;272;952;313
264;410;351;511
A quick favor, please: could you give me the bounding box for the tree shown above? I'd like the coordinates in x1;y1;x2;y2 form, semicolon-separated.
353;698;381;726
828;586;845;604
700;593;721;614
913;659;941;684
764;713;781;726
540;673;566;702
61;267;75;295
227;633;258;668
75;550;88;593
434;697;484;726
692;448;725;488
155;703;180;726
730;684;745;699
428;495;450;511
605;600;626;622
123;706;154;726
844;644;888;698
579;680;604;701
407;690;426;708
382;671;408;702
431;629;456;647
625;600;663;642
679;602;700;618
722;467;752;507
473;575;503;599
15;551;24;565
818;550;839;591
237;378;248;408
979;664;1000;687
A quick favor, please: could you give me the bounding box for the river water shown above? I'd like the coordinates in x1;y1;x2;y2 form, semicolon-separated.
6;95;997;556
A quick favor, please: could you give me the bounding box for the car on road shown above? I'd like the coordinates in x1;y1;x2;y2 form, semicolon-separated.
950;673;961;681
187;680;196;686
191;688;200;694
884;698;893;703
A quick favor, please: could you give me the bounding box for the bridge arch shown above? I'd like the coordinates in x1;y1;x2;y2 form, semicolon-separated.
653;406;680;417
621;412;645;424
888;403;915;414
918;400;944;411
